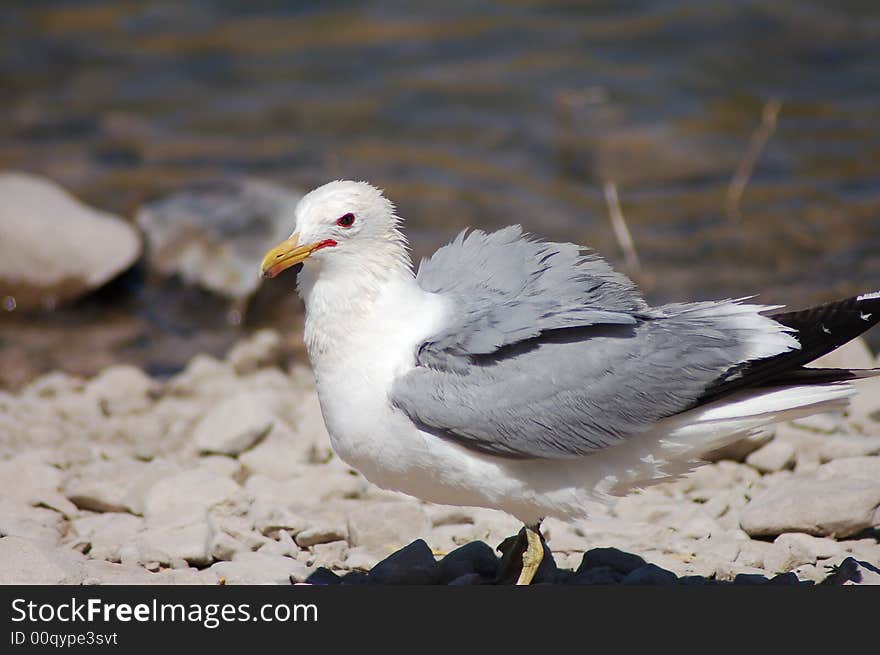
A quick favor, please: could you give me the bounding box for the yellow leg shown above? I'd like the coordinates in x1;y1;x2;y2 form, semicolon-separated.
515;526;544;586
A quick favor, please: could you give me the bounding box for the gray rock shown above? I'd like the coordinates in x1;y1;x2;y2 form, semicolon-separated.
0;536;79;584
295;523;348;548
143;469;242;526
818;435;880;460
713;561;768;581
701;488;748;520
238;424;311;480
0;499;65;545
196;455;243;479
816;456;880;482
426;523;483;556
809;337;875;370
681;461;761;499
208;531;246;562
192;392;276;456
840;538;880;564
63;458;177;515
78;560;160;585
790;412;847;434
245;470;367;508
541;518;587;552
84;365;160;416
344;546;385;572
763;534;817;573
68;513;145;562
225;330;284;374
768;533;842;574
0;454;77;517
165;354;235;397
208;514;267;554
250;504;308;538
136;178;301;299
685;536;742;577
734;539;775;569
427;507;476;528
137;520;213;566
745;440;796;473
210;551;310;585
0;172;141;310
776;424;880;464
307;541;348;569
678;513;724;540
740;478;880;538
811;339;880;431
346;502;431;551
257;529;299;558
703;430;775;463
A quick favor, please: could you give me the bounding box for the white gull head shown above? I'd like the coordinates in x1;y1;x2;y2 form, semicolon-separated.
262;180;410;282
261;180;425;362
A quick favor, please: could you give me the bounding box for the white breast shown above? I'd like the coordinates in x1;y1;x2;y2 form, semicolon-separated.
305;277;450;483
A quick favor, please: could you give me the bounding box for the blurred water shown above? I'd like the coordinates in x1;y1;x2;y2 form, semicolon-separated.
1;0;879;383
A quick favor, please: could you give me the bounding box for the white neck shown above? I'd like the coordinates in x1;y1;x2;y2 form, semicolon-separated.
297;242;415;366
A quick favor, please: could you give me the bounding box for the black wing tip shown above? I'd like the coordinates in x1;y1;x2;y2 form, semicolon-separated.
770;367;880;386
696;291;880;405
770;290;880;346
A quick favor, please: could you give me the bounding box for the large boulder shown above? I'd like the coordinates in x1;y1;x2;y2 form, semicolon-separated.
0;172;141;310
135;178;301;299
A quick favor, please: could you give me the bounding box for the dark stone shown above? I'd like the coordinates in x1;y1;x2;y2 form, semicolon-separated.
338;571;371;585
566;565;622;585
447;573;485;586
768;572;803;585
578;548;647;575
438;541;499;584
678;575;713;585
552;569;576;584
304;567;341;585
368;539;442;585
620;564;678;585
733;573;770;585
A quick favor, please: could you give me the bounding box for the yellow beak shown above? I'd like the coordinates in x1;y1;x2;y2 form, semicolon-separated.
260;233;328;278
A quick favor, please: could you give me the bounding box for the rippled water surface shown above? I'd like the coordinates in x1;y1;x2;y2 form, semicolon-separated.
2;0;879;383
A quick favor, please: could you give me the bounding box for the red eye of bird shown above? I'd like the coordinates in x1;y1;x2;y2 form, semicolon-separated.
336;213;355;228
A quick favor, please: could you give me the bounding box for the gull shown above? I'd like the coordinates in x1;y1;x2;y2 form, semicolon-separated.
261;180;880;585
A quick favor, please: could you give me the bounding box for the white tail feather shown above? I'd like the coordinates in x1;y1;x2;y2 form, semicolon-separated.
598;382;855;496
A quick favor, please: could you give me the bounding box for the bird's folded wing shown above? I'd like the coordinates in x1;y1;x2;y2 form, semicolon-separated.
393;227;798;459
412;225;652;372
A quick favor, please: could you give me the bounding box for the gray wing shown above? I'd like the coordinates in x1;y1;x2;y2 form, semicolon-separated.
413;226;652;373
391;228;796;459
